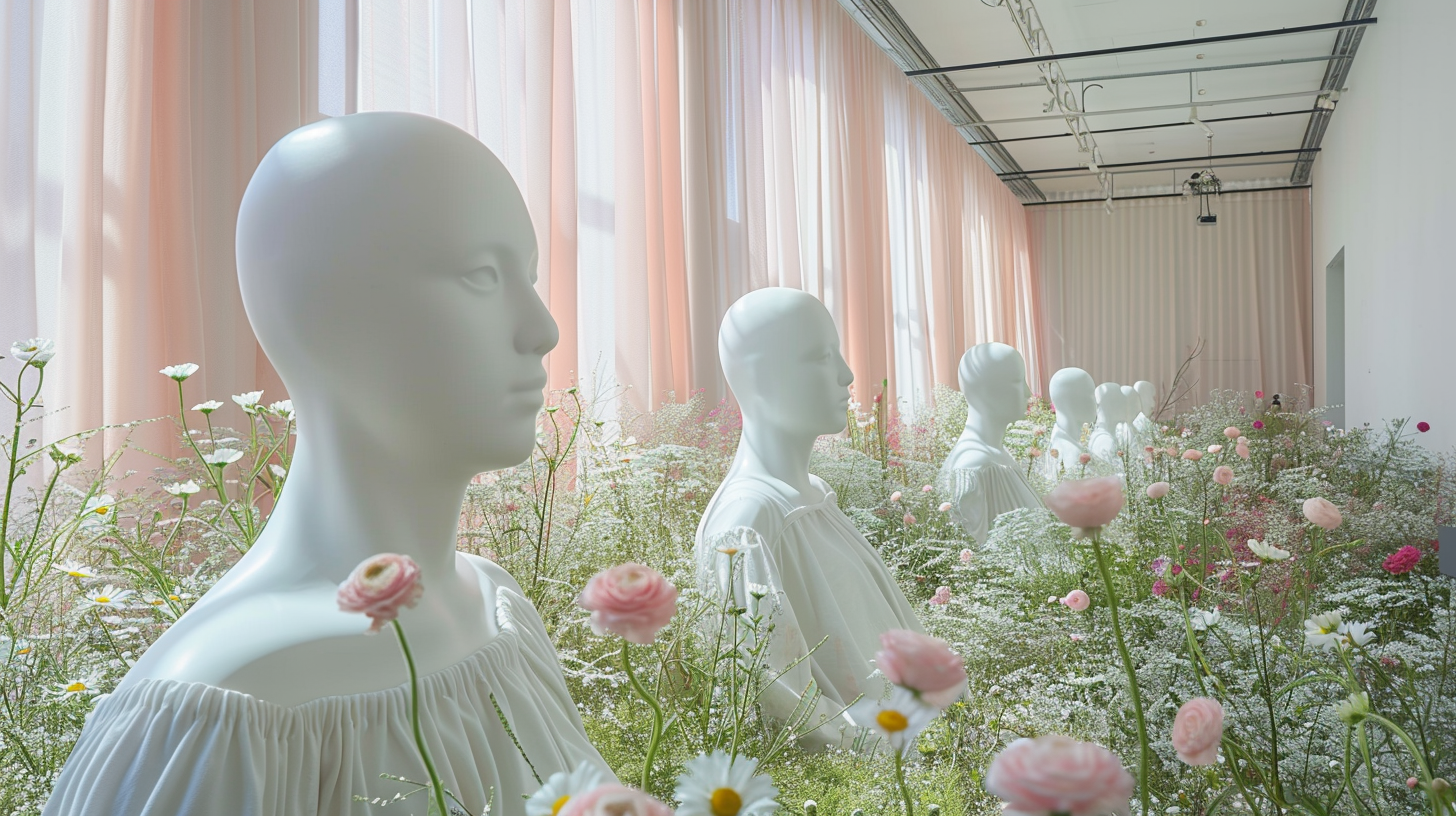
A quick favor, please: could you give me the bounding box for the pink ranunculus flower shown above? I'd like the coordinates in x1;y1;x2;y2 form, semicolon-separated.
1302;497;1343;530
940;502;954;513
1060;589;1091;612
1223;426;1241;439
959;548;973;564
1044;476;1126;533
1417;421;1431;433
1172;697;1225;766
1255;390;1264;399
1382;545;1422;575
1146;481;1171;500
930;585;952;606
1028;446;1043;458
1182;449;1203;461
1253;420;1265;430
557;784;673;816
903;513;917;526
876;629;967;708
1213;466;1234;486
889;491;902;503
1236;442;1250;460
1208;444;1223;454
578;563;679;644
985;735;1135;816
921;484;934;493
1078;453;1092;465
336;553;424;633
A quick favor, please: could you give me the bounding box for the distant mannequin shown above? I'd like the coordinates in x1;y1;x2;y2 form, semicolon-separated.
696;288;922;748
1044;367;1096;478
1132;380;1157;439
44;113;610;815
1088;382;1129;461
939;343;1043;543
1117;384;1140;448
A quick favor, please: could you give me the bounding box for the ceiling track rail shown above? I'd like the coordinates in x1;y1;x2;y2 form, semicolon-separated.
1291;0;1376;184
970;109;1320;146
834;0;1046;201
1001;148;1320;178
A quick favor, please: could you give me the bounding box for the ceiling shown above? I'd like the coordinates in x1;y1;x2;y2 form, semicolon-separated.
844;0;1375;202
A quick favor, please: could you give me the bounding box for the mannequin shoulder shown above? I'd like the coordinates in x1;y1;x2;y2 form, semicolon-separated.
698;484;787;544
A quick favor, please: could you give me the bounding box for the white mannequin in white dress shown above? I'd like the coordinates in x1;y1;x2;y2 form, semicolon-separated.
44;112;611;815
939;343;1043;544
696;288;923;749
1088;382;1129;462
1132;380;1157;439
1044;367;1096;478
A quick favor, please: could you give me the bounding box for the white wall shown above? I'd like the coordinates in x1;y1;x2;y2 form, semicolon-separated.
1312;1;1456;450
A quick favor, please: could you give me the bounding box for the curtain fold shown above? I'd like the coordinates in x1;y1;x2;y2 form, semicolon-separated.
1029;189;1313;411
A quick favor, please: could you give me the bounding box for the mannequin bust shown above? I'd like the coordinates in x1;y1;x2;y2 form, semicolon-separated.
1088;382;1129;461
939;343;1043;543
695;288;922;749
1044;367;1096;478
1132;380;1157;438
44;112;610;815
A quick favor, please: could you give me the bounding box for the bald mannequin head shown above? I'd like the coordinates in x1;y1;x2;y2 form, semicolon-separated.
1048;367;1096;429
236;112;558;472
719;288;853;437
1095;383;1129;429
957;342;1030;430
1134;381;1156;416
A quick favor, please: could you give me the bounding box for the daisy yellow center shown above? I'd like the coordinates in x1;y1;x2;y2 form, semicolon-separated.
149;599;165;605
710;787;743;816
551;794;571;815
877;709;910;733
25;346;37;352
67;570;87;577
95;506;109;515
94;596;110;604
168;594;181;601
1318;623;1337;635
66;682;86;693
17;648;30;655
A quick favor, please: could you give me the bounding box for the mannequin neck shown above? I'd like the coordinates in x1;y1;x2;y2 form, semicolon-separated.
733;414;818;499
250;417;469;589
959;406;1011;449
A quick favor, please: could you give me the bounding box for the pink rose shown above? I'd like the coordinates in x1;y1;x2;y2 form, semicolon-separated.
1078;453;1092;465
1212;466;1234;486
930;586;951;606
578;563;679;644
959;548;973;564
1146;481;1170;500
336;553;424;633
875;629;967;708
986;735;1134;816
1044;476;1126;531
1223;426;1241;439
1382;545;1422;575
1302;497;1343;530
557;785;673;816
1060;589;1090;612
1182;449;1203;461
890;491;902;503
1172;697;1224;766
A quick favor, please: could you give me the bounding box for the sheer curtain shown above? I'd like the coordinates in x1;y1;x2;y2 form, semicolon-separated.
353;0;1041;416
1028;188;1313;411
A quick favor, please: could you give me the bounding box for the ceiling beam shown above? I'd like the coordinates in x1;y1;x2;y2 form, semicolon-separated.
1020;158;1308;182
969;109;1319;146
906;17;1377;77
1291;0;1376;184
1023;184;1311;206
1000;148;1320;178
956;55;1352;94
972;89;1339;127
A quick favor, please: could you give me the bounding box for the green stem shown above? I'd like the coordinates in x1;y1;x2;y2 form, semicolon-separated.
1365;714;1444;816
1091;532;1151;816
894;748;916;816
621;641;664;791
0;365;41;609
392;620;449;816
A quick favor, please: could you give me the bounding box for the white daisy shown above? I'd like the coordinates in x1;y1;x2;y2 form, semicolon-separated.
1335;691;1369;725
847;686;937;753
1247;539;1291;562
231;390;264;414
163;480;201;497
192;400;224;414
268;399;294;419
82;585;135;610
50;674;101;699
1191;608;1221;631
674;750;780;816
79;494;117;531
1304;611;1344;651
159;363;199;382
50;560;98;579
525;764;607;816
269;464;287;479
1338;621;1376;649
10;338;56;366
203;449;244;466
4;639;37;665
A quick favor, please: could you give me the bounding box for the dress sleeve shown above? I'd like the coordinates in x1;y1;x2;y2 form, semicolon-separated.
945;467;991;544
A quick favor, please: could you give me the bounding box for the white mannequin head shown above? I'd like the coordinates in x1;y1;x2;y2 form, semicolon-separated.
1095;383;1129;429
1134;380;1156;416
237;112;558;479
1119;384;1140;424
1048;367;1096;431
720;288;853;437
957;343;1030;433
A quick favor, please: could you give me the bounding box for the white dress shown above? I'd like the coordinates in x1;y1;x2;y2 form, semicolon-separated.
695;474;923;740
42;559;611;816
939;438;1044;545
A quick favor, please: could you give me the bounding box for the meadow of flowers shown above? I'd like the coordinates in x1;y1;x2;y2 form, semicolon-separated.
1;338;1453;815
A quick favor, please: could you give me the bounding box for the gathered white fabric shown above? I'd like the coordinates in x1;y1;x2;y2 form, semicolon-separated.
42;562;611;816
939;443;1044;545
695;474;923;745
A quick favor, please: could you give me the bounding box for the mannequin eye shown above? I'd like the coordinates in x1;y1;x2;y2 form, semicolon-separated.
460;266;501;294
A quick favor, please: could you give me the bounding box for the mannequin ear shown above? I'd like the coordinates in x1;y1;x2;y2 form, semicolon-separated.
460;266;501;295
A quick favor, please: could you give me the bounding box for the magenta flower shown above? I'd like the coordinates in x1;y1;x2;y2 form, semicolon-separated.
1255;390;1264;399
1382;545;1422;575
1253;420;1264;430
1417;421;1431;433
1152;579;1170;597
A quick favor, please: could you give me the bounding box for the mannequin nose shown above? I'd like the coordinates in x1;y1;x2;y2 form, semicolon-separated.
837;356;854;388
517;289;560;356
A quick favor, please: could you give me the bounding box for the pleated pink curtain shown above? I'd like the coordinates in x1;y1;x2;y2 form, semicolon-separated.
1028;189;1313;412
354;0;1042;415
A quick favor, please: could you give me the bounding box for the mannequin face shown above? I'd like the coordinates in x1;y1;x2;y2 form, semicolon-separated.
1048;368;1096;425
720;289;854;437
238;113;559;473
960;343;1030;428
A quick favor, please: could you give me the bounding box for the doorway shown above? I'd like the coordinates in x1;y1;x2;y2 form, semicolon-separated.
1325;248;1345;429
